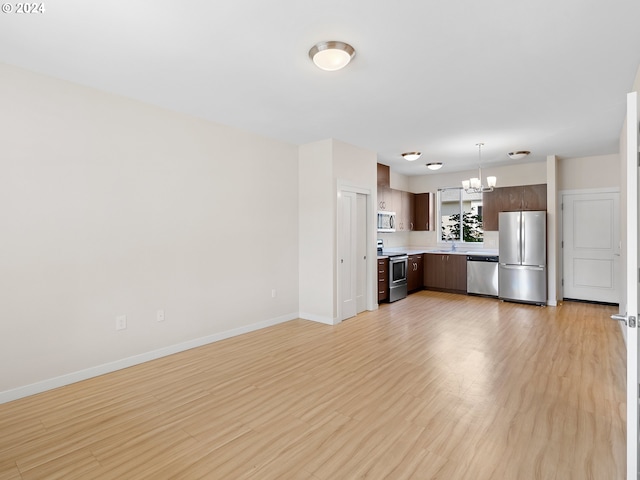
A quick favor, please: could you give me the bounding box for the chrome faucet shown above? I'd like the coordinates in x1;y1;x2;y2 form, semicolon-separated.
446;233;457;252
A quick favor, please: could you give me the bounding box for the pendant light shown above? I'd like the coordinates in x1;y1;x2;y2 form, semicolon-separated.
462;143;496;193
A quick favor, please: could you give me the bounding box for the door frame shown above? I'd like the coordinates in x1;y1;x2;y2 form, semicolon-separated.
622;90;639;480
558;187;621;302
336;180;376;323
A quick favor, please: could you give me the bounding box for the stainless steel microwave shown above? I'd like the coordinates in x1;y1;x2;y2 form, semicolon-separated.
377;211;396;232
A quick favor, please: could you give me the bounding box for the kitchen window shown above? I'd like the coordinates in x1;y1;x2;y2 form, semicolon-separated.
437;187;483;244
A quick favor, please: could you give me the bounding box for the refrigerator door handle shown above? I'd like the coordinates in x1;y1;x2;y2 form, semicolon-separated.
520;213;525;265
500;264;545;271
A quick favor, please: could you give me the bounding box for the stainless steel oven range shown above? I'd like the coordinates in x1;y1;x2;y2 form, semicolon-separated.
387;253;408;302
377;240;408;302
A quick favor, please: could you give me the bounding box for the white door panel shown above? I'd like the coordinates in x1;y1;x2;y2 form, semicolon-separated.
338;191;356;321
339;190;369;322
622;90;639;480
563;191;619;303
573;258;614;289
356;193;367;314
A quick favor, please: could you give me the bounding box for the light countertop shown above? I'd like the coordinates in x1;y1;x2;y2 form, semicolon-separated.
377;247;498;258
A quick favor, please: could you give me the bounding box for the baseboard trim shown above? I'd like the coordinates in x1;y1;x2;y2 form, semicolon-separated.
563;297;619;307
299;312;337;325
0;312;298;405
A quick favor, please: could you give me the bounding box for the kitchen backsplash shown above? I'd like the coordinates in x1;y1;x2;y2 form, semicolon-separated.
378;231;412;247
379;230;499;249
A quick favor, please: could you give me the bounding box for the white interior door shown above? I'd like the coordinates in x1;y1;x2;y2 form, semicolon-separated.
338;191;357;321
616;90;639;480
356;193;367;313
562;191;620;303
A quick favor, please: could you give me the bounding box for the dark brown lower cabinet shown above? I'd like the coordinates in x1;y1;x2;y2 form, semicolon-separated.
378;258;388;302
424;254;467;293
407;254;424;292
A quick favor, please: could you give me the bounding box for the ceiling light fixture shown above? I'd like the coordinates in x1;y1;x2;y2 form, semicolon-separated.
462;143;496;193
426;162;443;170
309;41;355;71
507;150;531;160
401;152;422;161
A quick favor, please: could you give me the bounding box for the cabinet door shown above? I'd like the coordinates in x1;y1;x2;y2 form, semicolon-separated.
424;254;446;289
503;186;524;211
377;163;390;187
414;193;431;231
414;254;424;290
402;192;415;231
481;186;520;232
444;255;467;292
522;184;547;211
407;254;424;292
391;189;402;227
482;189;499;231
407;255;418;291
378;187;391;211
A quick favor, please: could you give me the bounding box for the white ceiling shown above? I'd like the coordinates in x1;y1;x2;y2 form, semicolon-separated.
2;0;640;176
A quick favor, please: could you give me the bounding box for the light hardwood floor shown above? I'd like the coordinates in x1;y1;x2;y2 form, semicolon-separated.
0;292;626;479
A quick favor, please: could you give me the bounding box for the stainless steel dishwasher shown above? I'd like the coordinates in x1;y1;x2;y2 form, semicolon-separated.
466;255;499;297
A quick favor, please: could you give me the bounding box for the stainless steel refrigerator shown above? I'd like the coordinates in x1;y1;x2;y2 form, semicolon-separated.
498;211;547;305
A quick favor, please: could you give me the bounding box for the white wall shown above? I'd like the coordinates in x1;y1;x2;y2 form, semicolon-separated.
558;154;620;190
299;140;334;323
299;139;377;323
0;64;300;400
389;169;410;191
333;140;378;316
408;161;547;193
547;155;559;306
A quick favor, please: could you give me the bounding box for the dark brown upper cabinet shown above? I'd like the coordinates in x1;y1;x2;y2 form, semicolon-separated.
377;163;390;188
482;184;547;231
414;193;432;231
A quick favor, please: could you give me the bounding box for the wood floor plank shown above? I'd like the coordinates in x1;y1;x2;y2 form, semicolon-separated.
0;293;625;479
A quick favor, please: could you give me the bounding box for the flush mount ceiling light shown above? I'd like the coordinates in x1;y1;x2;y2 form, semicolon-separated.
426;162;443;170
462;143;496;193
309;41;355;71
401;152;422;161
508;150;531;160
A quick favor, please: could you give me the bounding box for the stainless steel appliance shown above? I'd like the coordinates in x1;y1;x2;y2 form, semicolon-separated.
377;239;408;302
498;211;547;305
467;255;499;297
377;211;396;232
387;253;408;302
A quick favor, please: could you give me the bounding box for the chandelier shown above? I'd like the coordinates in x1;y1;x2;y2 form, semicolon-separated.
462;143;496;193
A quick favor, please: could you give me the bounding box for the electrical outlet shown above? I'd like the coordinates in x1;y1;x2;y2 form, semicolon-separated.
157;309;165;322
116;315;127;331
271;289;277;298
